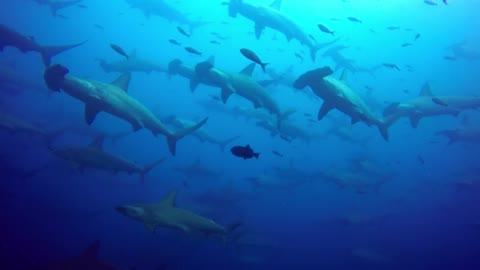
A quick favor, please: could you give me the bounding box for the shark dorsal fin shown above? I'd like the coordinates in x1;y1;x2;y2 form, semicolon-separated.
269;0;282;10
159;190;177;207
340;69;348;82
240;63;256;76
89;136;104;150
81;240;100;262
419;82;433;97
111;73;131;92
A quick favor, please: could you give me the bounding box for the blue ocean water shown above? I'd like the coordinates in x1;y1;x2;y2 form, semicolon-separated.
1;0;479;269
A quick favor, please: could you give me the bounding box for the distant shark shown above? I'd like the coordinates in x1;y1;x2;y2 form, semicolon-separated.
294;67;389;141
383;82;480;128
96;51;167;74
227;0;339;61
116;190;242;239
43;64;208;155
446;41;480;61
175;159;222;179
125;0;209;31
31;0;84;17
436;128;480;145
0;24;86;65
322;45;381;76
50;136;164;182
38;240;123;270
0;63;46;96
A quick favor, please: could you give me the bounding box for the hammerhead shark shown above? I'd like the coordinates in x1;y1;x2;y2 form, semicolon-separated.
227;0;339;61
96;50;167;74
294;67;389;141
50;136;164;182
383;82;480;128
125;0;209;31
31;0;84;17
436;128;480;145
43;64;208;155
116;190;242;239
0;24;86;65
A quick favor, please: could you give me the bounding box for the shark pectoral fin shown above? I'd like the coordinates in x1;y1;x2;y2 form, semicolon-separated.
351;117;359;125
269;0;283;10
318;103;333;120
144;222;156;234
221;87;234;103
254;23;265;39
240;63;256;76
84;104;101;125
131;121;142;132
111;73;132;92
190;77;200;92
409;115;421;128
176;224;191;233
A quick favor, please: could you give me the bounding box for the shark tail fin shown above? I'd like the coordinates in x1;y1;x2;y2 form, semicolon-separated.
167;117;208;155
219;135;240;152
43;64;70;91
140;158;166;183
260;62;269;72
40;40;87;66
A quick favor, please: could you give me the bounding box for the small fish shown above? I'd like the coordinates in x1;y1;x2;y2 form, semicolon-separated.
443;56;456;61
308;34;317;42
417;155;425;165
93;24;104;30
240;48;268;72
387;26;400;30
424;0;438;5
56;14;69;19
210;40;221;45
177;26;190;37
294;52;304;62
231;145;260;160
272;150;283;157
432;97;448;106
317;24;335;35
365;85;374;91
382;62;400;71
110;44;129;59
414;33;421;41
280;135;292;142
329;17;341;21
184;47;202;55
182;180;189;189
169;39;181;46
77;4;87;8
304;113;312;117
401;42;413;47
403;89;410;94
347;17;362;23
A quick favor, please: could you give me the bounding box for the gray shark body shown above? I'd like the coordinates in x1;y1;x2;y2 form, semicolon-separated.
447;41;480;61
256;117;325;143
294;67;389;141
323;45;381;76
0;113;47;136
228;0;337;61
0;24;85;65
0;64;46;95
43;64;207;155
97;51;167;74
51;136;164;181
116;190;241;238
436;128;480;145
125;0;208;30
384;82;480;128
32;0;83;17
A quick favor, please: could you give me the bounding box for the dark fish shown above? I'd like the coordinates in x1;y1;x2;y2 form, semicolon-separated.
329;17;341;21
308;34;317;42
77;4;87;8
443;55;456;61
93;24;104;30
424;0;438;5
280;135;292;142
210;40;221;45
184;47;202;55
169;39;181;46
110;44;129;59
177;26;190;37
231;145;260;160
295;52;304;62
417;155;425;165
432;97;448;106
272;150;283;157
182;180;189;189
240;48;268;72
403;89;410;94
317;24;335;35
414;33;421;41
401;42;412;47
347;17;362;23
56;14;69;20
443;0;448;4
387;26;400;30
382;62;400;71
365;85;374;91
304;113;312;117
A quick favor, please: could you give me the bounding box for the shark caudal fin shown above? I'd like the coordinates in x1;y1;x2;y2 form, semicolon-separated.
40;40;87;66
140;158;166;183
219;135;240;152
43;64;69;91
167;117;208;155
